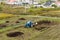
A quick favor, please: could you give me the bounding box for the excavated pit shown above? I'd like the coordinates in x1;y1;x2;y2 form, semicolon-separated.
37;20;52;25
35;27;46;30
15;21;20;23
0;24;7;28
19;18;26;20
6;21;9;23
34;20;55;30
7;32;24;37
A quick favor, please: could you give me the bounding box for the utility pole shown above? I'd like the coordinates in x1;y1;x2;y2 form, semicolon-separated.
32;0;34;5
25;0;26;14
21;0;23;6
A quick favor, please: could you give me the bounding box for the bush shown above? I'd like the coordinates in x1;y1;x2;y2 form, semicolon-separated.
51;4;57;8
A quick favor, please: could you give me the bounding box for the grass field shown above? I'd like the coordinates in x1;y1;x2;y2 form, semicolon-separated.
0;15;60;40
0;5;60;40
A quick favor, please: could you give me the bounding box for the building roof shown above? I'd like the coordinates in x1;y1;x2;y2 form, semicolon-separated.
43;1;53;6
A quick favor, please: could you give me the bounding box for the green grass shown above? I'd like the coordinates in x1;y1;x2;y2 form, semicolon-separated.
0;2;60;40
0;15;60;40
27;8;60;17
0;15;60;32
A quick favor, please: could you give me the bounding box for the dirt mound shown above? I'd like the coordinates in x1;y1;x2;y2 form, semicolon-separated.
7;32;24;37
0;24;7;28
19;18;26;20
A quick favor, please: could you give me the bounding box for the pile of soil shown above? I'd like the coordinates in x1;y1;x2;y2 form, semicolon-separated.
0;24;7;28
7;32;24;37
19;18;26;20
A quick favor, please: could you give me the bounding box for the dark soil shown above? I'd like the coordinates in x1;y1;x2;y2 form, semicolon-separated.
35;27;46;30
0;24;7;28
19;18;26;20
6;21;9;23
34;20;54;30
15;21;20;23
37;20;52;25
7;32;24;37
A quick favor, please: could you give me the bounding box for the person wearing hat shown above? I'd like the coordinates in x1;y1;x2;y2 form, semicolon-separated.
25;21;33;28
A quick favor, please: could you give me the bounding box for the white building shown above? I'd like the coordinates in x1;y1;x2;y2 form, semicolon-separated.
4;0;40;5
6;0;21;5
5;0;31;5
